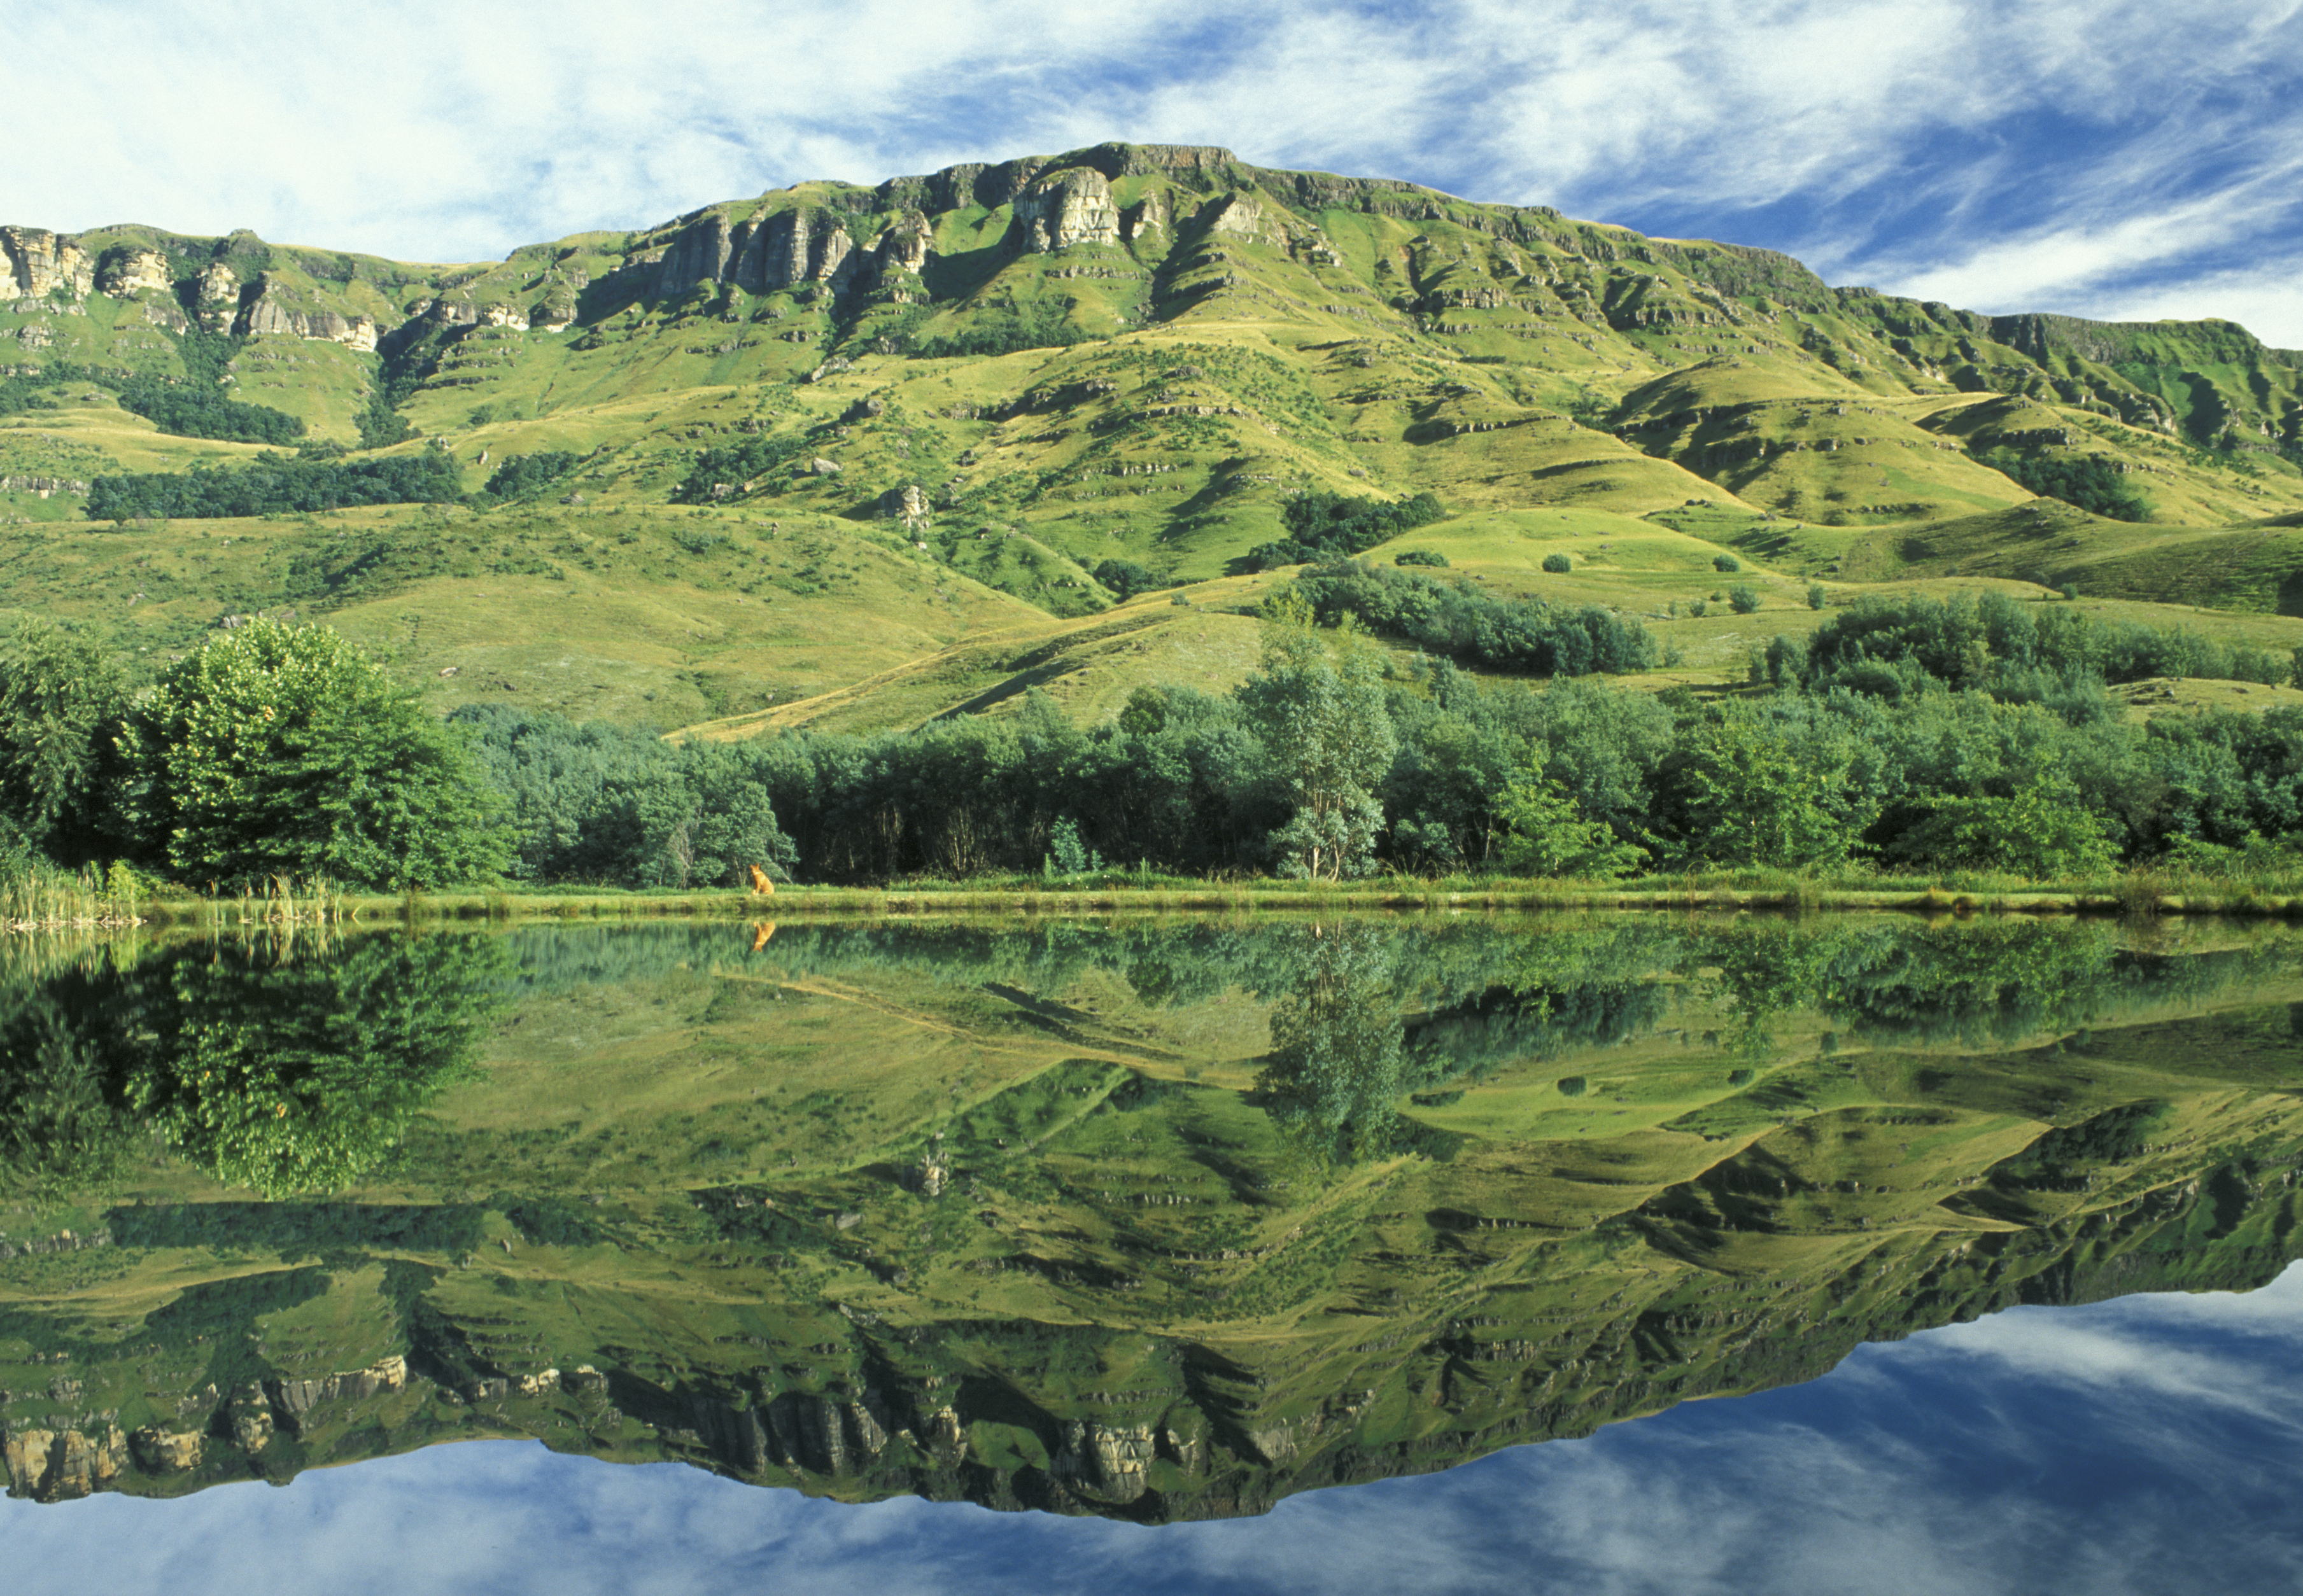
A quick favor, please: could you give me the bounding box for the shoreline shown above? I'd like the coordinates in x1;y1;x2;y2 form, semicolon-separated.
13;877;2290;933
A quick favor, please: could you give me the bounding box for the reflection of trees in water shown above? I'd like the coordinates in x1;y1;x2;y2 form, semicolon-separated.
1253;926;1405;1164
1700;921;2298;1051
0;968;136;1193
0;934;508;1198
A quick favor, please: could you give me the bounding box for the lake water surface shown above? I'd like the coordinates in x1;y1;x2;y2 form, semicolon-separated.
3;914;2300;1590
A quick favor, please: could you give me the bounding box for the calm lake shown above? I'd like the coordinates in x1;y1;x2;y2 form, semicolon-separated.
3;914;2300;1592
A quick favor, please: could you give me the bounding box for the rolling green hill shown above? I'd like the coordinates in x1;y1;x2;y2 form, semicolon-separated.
6;142;2303;728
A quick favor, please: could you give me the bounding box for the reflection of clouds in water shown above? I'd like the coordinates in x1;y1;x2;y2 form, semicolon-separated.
8;1270;2302;1595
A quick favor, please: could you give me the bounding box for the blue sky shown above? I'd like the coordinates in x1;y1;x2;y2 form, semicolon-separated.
9;1;2303;342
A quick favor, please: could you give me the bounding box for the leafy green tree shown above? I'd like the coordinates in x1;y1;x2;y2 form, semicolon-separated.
1894;776;2118;878
1669;711;1876;868
1496;754;1648;878
0;970;134;1195
1238;598;1397;879
0;619;130;862
1541;552;1572;573
125;620;508;890
1728;584;1761;614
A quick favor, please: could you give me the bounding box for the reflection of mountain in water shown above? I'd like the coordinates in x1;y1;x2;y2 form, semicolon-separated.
2;918;2300;1513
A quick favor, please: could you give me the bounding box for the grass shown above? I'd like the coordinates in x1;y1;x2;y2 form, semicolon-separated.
99;858;2303;932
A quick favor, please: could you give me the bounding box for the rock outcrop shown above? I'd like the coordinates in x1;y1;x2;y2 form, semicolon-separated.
1052;1419;1158;1502
1009;168;1122;252
232;274;379;349
265;1355;408;1431
873;213;932;281
192;262;240;332
1200;192;1268;241
0;228;93;299
129;1427;203;1473
95;248;173;297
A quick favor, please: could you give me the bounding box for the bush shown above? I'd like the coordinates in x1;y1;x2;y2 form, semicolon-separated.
1714;554;1741;573
673;434;809;503
1541;552;1572;573
1244;491;1447;570
1395;549;1450;568
1729;584;1761;614
1806;583;1828;610
1287;559;1657;676
1980;448;2152;522
1687;598;1708;617
1094;558;1160;598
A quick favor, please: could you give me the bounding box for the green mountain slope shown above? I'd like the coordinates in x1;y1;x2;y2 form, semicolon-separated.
6;143;2303;725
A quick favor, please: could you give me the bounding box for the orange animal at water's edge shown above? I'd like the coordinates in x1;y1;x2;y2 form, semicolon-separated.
748;865;776;896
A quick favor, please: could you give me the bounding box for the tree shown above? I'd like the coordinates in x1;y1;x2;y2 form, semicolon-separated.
1670;711;1875;869
1237;596;1397;879
1894;775;2120;879
125;620;508;889
1496;753;1648;879
0;619;130;862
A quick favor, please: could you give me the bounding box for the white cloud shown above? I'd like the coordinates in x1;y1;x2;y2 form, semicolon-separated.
5;0;2303;339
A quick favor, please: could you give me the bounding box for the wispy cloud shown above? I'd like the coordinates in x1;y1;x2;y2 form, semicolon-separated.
5;1;2303;336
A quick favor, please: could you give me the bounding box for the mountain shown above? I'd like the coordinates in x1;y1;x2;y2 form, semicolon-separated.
4;918;2302;1515
5;143;2303;729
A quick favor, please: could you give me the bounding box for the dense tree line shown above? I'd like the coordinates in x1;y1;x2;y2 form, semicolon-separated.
1795;591;2293;697
87;446;464;521
448;603;2303;887
3;592;2301;894
672;434;810;503
479;451;581;500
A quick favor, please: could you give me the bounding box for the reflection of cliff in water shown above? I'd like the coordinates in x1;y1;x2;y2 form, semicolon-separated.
3;918;2300;1515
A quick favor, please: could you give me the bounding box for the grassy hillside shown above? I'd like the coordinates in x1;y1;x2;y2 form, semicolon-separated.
6;141;2303;729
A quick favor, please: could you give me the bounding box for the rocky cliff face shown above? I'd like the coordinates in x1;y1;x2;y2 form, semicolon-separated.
192;261;240;332
1;228;93;302
232;273;379;350
94;247;171;297
1;1424;126;1501
1008;168;1123;253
